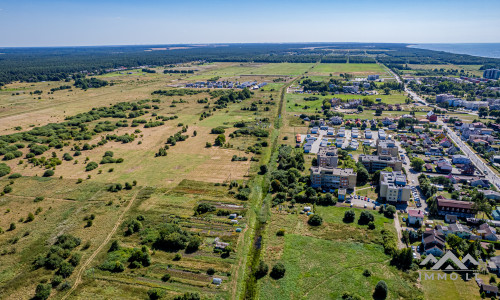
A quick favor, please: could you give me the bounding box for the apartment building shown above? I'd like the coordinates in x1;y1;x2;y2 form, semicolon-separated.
310;167;357;189
379;171;411;203
317;147;338;168
358;154;403;172
376;139;398;157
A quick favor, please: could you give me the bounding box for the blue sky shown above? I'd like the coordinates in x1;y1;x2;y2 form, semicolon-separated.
1;0;499;47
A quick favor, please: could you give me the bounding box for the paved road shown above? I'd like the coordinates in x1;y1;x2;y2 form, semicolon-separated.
389;66;500;190
440;121;500;189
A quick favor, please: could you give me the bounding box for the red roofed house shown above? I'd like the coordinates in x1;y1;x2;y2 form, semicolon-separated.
427;111;438;122
408;209;424;226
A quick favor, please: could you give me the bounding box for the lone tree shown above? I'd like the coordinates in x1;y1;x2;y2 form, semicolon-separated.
343;210;355;223
308;214;323;226
270;262;286;279
373;280;388;299
255;260;269;279
358;211;374;225
214;134;226;146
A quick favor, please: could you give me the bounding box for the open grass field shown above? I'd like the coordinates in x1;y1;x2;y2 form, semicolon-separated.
402;64;484;77
0;62;290;299
257;206;419;299
420;271;481;300
310;63;391;77
191;63;315;77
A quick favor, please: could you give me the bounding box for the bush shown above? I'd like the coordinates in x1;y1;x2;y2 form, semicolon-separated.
276;229;285;236
42;170;54;177
363;269;371;277
308;214;323;226
8;173;21;179
368;221;376;230
207;267;216;275
161;273;171;282
259;165;268;174
51;275;63;287
270;262;286;279
174;253;182;261
358;211;374;225
194;203;216;215
210;127;226;134
147;288;165;300
109;240;120;252
34;196;44;202
26;212;35;222
0;163;11;177
3;185;12;193
373;280;388;299
69;253;81;266
62;153;73;161
34;283;51;300
173;293;201;300
85;162;98;171
186;236;201;253
57;261;74;278
255;260;269;279
8;223;16;231
343;210;355;223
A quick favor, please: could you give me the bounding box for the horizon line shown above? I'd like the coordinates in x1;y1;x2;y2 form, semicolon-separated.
1;42;500;49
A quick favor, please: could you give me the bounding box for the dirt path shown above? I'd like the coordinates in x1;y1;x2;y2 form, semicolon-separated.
393;212;405;249
61;188;143;300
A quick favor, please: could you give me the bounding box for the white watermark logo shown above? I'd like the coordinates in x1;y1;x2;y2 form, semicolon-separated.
419;251;479;281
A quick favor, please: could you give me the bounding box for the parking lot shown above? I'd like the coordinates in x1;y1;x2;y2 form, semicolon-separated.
346;194;377;209
411;185;423;208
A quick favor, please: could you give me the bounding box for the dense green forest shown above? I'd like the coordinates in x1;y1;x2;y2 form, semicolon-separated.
1;43;499;85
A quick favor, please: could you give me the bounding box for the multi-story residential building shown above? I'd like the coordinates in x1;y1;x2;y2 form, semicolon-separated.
379;171;411;203
317;147;338;168
435;195;477;218
484;69;500;80
310;167;357;189
435;93;454;103
358;155;403;172
377;139;398;157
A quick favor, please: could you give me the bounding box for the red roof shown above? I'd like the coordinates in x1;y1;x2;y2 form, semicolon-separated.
408;209;424;218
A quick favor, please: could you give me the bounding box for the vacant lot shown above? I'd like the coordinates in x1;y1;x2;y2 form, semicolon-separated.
258;205;419;299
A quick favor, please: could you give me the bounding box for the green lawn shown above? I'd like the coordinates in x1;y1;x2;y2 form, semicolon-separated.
420;271;481;300
315;206;394;233
285;93;331;113
334;92;408;105
259;234;419;300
